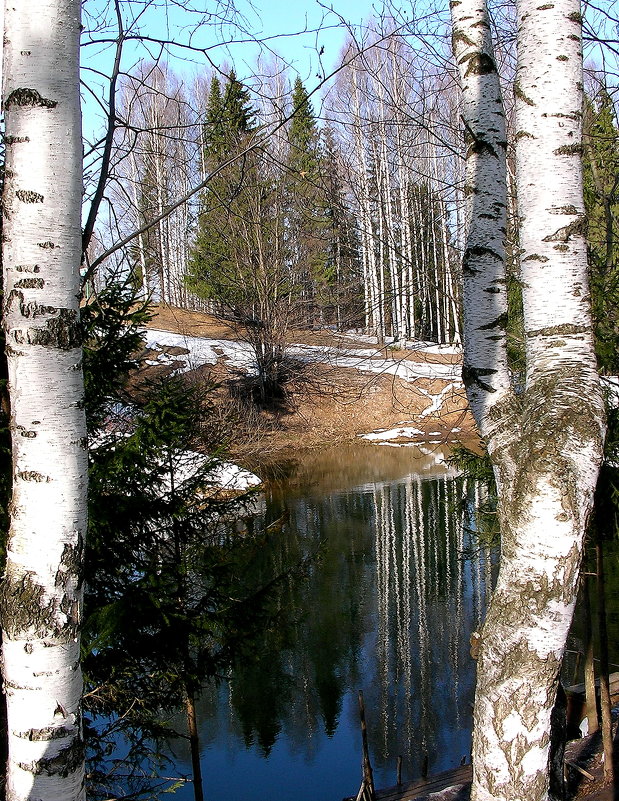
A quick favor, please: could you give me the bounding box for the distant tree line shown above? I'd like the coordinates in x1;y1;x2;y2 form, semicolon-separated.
101;20;619;383
104;28;470;353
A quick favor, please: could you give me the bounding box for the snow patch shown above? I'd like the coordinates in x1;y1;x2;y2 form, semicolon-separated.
210;462;263;491
144;329;258;374
143;328;462;384
361;426;425;442
288;343;461;381
142;327;465;429
338;329;462;356
158;451;261;493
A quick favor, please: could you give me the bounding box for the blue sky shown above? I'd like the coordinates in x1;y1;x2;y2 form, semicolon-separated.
79;0;377;145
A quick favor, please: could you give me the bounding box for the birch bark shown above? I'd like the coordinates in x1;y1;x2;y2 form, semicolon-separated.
1;1;87;799
451;0;605;799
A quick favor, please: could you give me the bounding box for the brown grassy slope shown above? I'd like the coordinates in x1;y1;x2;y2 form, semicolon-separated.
144;304;478;464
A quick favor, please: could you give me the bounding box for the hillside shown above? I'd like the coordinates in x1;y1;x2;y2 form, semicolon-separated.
140;305;479;468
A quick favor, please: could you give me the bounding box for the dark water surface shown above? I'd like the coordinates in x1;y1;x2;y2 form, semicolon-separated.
166;442;497;801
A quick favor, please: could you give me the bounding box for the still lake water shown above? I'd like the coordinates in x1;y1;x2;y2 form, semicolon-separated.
165;441;497;801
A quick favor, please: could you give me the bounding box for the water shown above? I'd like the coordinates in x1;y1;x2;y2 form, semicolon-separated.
162;441;497;801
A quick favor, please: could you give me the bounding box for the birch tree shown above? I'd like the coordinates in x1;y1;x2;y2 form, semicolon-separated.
451;0;606;799
1;0;87;799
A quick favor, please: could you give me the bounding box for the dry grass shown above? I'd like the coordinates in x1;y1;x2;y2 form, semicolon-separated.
142;304;478;466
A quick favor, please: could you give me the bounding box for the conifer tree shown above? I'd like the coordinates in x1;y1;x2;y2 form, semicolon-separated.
222;69;256;137
583;88;619;372
321;126;363;328
288;77;320;176
203;75;225;161
286;77;329;323
187;71;257;306
187;71;292;404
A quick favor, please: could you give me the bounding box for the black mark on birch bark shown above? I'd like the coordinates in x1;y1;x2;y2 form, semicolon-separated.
16;190;44;204
18;736;84;777
462;52;497;77
15;264;40;273
549;205;578;215
5;289;56;319
462;364;498;392
527;324;588;338
514;81;535;106
15;726;73;742
0;572;46;637
55;537;84;590
4;679;30;690
479;312;509;331
16;427;37;438
463;244;503;274
37;241;56;249
4;135;30;144
452;31;475;48
14;278;45;289
13;308;81;350
5;88;57;109
554;144;582;156
542;216;586;243
17;471;51;482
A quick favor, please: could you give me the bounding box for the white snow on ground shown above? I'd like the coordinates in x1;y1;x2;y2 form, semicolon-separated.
419;381;462;417
209;461;262;491
362;425;425;442
288;343;461;381
90;429;262;492
162;450;262;492
144;329;258;374
143;327;465;449
144;328;462;382
336;329;463;356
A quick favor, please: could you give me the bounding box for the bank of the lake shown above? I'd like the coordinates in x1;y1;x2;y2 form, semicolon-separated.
141;305;479;468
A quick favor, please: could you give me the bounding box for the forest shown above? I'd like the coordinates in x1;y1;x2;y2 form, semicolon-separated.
1;0;619;800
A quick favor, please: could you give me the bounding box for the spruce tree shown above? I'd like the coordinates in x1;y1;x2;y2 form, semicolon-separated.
222;69;255;138
203;75;225;161
187;71;256;304
321;126;363;328
286;77;329;324
289;77;320;177
583;88;619;372
187;71;292;404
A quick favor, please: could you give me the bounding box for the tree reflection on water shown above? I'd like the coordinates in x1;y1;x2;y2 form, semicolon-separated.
85;441;499;801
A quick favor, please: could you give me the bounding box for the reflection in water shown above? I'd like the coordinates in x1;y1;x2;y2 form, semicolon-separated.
368;474;495;780
162;444;497;800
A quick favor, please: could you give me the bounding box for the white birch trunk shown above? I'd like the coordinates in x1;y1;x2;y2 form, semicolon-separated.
352;67;380;336
1;1;87;800
450;0;511;442
451;1;606;799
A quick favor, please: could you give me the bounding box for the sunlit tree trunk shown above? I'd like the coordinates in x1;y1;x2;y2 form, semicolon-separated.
1;1;87;799
351;64;381;338
451;0;605;799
